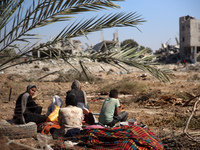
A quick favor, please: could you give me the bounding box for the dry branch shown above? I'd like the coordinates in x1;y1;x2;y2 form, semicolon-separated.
183;97;200;143
37;69;63;81
8;88;12;101
183;94;200;106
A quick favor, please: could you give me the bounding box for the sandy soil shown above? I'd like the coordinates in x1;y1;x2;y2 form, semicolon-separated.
0;60;200;149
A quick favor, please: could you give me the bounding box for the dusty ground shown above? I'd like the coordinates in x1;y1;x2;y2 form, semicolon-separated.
0;60;200;149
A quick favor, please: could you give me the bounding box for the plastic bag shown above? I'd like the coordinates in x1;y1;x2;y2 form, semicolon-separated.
46;95;63;116
46;105;60;122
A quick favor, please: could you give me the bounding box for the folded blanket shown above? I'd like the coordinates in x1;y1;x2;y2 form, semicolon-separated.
79;125;163;150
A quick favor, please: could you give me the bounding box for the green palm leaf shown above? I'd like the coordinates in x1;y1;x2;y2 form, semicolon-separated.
0;0;139;52
56;12;144;39
0;0;171;83
75;47;172;83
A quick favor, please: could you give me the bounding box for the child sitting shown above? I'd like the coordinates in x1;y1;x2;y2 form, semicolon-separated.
99;89;128;127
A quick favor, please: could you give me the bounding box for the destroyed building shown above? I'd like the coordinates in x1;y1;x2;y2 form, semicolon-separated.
154;15;200;64
32;39;83;58
179;15;200;63
91;31;120;53
153;41;180;64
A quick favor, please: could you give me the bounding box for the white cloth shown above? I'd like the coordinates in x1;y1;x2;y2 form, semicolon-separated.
54;106;83;137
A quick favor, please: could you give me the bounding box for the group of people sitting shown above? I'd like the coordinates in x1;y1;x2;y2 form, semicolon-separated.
13;80;128;138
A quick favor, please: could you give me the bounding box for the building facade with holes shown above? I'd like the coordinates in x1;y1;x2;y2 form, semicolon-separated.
179;15;200;63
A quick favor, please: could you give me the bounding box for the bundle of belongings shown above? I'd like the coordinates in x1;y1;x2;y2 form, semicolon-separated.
37;95;62;135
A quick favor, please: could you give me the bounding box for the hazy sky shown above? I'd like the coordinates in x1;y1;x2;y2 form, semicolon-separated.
34;0;200;51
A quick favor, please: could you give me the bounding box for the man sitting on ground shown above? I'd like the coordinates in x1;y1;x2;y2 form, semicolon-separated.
99;89;128;127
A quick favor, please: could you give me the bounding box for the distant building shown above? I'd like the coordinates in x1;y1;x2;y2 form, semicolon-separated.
92;31;120;53
92;40;119;52
179;15;200;63
32;39;83;58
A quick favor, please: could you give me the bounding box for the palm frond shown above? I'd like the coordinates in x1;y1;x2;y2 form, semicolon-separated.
0;0;124;51
76;48;171;83
56;12;145;39
0;0;24;30
0;0;171;83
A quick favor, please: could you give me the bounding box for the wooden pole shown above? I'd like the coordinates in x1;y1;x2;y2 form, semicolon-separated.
9;88;12;101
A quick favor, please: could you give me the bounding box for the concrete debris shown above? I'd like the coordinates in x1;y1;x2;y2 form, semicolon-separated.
154;43;180;64
188;64;200;71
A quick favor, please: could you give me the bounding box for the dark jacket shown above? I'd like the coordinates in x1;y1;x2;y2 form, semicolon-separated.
66;80;89;109
66;89;85;105
13;92;42;124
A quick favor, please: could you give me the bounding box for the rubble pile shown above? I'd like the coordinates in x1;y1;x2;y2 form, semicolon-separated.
154;43;180;64
188;63;200;71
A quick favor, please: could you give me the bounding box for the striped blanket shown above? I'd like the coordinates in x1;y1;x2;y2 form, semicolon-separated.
79;125;163;150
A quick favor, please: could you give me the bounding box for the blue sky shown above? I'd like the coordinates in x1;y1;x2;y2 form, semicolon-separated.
35;0;200;51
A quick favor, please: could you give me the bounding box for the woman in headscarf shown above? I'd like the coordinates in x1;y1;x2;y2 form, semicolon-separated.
66;92;95;125
66;80;95;125
66;80;89;109
51;92;83;138
51;91;94;138
13;84;47;124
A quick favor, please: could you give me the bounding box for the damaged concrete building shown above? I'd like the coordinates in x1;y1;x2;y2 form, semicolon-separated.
153;42;180;64
91;31;120;53
32;39;83;58
179;15;200;63
154;15;200;64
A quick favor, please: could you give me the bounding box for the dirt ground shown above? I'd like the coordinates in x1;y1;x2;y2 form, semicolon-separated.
0;60;200;149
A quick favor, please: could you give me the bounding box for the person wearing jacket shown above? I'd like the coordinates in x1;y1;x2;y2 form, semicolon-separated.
66;80;89;109
13;84;47;124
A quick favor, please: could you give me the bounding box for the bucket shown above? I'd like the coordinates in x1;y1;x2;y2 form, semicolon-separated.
128;119;137;126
